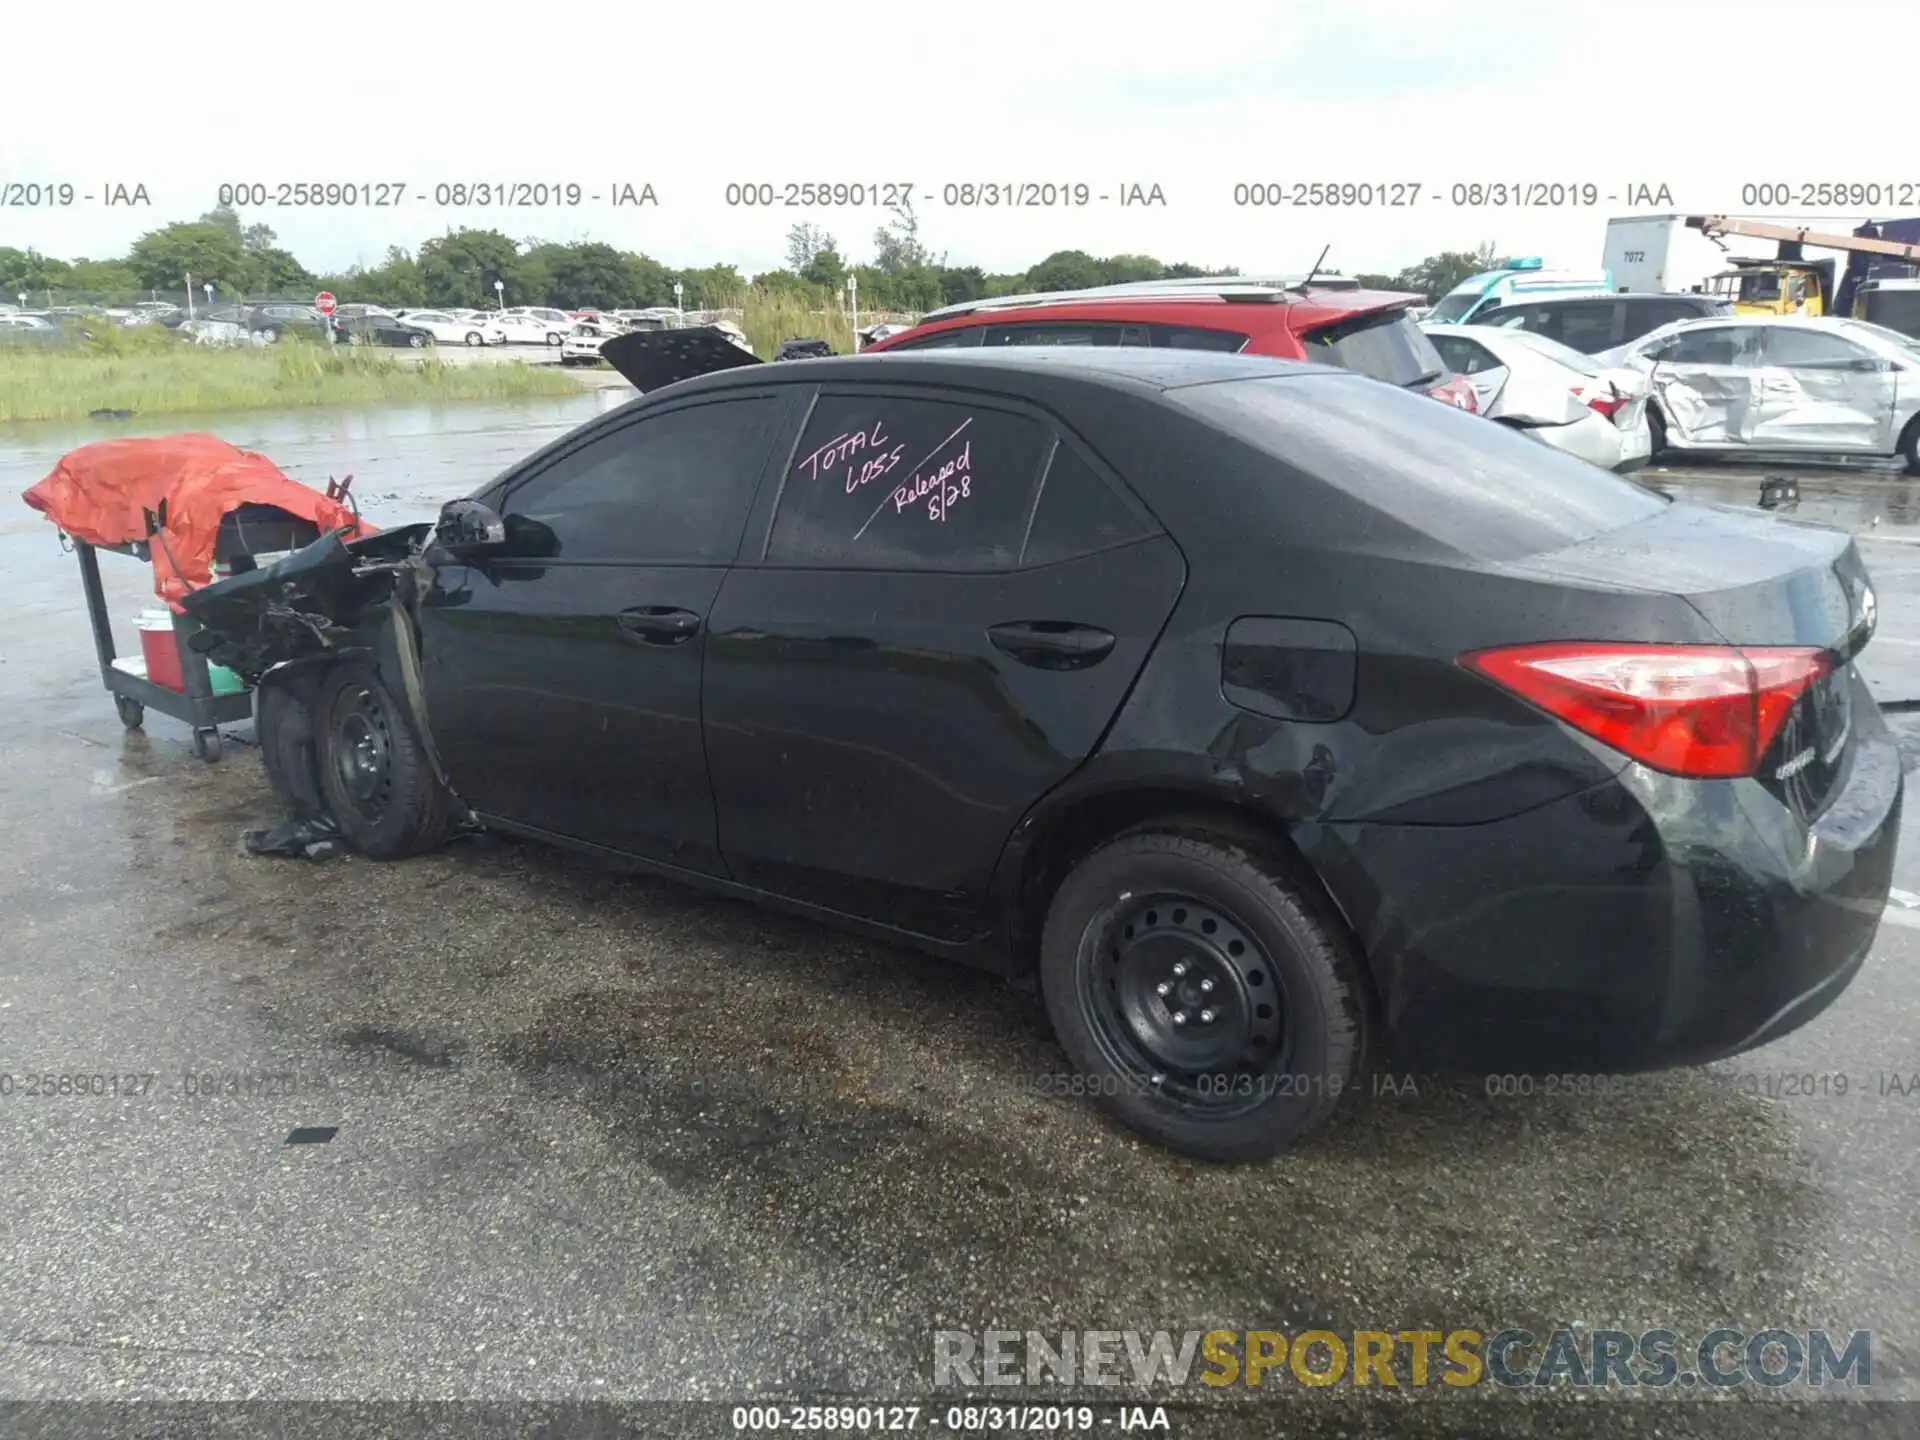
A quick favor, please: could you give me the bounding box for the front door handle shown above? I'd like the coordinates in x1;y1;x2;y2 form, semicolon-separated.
988;620;1116;671
618;606;702;645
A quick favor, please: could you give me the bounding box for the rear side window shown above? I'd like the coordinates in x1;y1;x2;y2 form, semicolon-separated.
1172;374;1667;563
1298;309;1444;386
1623;299;1712;339
1020;443;1156;566
1148;324;1248;352
980;322;1144;347
1554;302;1618;353
1663;327;1762;366
886;328;981;350
767;393;1051;570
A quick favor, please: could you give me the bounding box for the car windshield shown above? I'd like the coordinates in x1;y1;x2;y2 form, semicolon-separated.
1172;373;1668;562
1500;328;1604;376
1299;309;1446;387
1426;291;1482;324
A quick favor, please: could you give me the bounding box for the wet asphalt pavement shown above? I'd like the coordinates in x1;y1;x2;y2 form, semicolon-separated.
2;405;1919;1438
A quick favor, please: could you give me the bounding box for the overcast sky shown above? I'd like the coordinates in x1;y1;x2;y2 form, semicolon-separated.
2;0;1911;279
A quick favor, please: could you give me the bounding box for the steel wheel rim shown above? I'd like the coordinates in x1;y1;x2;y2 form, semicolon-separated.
329;685;394;820
1076;891;1294;1116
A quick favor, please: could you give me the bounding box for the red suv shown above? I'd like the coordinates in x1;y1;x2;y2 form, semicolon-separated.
861;281;1479;412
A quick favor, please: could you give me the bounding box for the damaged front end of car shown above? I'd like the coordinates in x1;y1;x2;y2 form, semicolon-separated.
179;505;501;857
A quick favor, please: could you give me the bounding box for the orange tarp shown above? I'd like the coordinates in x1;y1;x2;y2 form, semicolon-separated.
23;434;374;612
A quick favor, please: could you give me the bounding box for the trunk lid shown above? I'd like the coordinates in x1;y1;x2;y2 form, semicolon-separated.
1501;503;1875;816
600;326;765;393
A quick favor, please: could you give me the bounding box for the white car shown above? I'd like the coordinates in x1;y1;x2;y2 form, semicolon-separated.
0;313;54;330
502;306;575;328
560;322;616;365
1603;314;1920;470
1423;322;1653;472
393;309;491;346
485;312;570;346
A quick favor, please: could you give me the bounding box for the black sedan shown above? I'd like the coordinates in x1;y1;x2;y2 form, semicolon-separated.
332;312;435;347
182;340;1901;1160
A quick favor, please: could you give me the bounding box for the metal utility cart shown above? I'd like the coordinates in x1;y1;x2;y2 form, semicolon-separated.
76;503;324;763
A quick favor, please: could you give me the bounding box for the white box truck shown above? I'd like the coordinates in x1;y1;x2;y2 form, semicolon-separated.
1602;215;1742;294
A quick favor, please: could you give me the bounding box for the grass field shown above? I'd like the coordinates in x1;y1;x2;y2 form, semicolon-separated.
0;330;584;424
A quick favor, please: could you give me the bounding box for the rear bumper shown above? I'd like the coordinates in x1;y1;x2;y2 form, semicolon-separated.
1309;691;1903;1074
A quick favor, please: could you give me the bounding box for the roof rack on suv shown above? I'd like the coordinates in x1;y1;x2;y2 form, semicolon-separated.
919;275;1367;324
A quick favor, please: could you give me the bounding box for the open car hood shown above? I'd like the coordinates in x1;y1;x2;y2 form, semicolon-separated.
600;326;764;392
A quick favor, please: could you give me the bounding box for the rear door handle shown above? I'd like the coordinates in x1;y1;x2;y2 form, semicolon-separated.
618;606;702;645
988;620;1116;671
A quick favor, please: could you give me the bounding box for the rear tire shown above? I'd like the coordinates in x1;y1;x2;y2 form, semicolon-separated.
314;660;452;858
1647;402;1669;458
465;331;483;346
545;331;563;346
1038;827;1369;1161
408;333;426;348
1899;415;1920;475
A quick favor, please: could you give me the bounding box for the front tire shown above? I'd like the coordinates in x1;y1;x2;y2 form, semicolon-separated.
408;333;426;348
465;331;483;346
1647;402;1669;458
1899;415;1920;475
314;660;452;858
1039;828;1368;1161
545;331;563;346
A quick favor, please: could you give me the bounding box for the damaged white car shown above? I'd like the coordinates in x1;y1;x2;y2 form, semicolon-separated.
1608;315;1920;471
1422;323;1653;472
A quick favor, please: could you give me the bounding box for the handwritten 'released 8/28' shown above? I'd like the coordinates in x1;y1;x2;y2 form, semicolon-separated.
794;417;980;531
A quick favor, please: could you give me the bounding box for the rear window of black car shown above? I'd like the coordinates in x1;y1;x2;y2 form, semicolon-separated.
1297;308;1445;387
1171;374;1668;562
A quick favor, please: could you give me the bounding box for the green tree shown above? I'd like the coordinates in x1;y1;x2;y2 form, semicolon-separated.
937;265;986;304
531;241;636;309
674;264;745;307
785;222;837;274
623;252;677;307
126;221;250;294
0;246;71;297
1099;253;1165;285
1024;249;1105;292
65;258;143;299
1392;243;1498;301
801;246;846;290
871;198;931;275
418;228;523;308
246;247;317;298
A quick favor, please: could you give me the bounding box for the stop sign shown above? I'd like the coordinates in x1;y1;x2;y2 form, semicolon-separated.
314;292;337;315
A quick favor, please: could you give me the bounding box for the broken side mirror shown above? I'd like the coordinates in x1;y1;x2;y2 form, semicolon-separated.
434;498;507;556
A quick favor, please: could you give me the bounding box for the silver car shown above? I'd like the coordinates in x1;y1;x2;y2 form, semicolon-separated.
1606;314;1920;471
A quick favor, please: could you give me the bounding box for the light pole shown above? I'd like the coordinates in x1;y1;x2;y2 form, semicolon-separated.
673;281;684;319
185;273;194;320
847;274;859;351
203;282;214;312
494;279;504;311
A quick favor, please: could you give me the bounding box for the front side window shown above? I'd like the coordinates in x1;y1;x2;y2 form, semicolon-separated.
766;393;1051;570
1661;326;1762;367
504;397;777;563
980;323;1130;347
1761;327;1873;368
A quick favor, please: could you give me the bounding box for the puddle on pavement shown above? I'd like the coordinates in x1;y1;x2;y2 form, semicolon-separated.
1650;458;1920;535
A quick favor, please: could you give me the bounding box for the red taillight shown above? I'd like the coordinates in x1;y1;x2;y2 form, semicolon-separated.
1581;386;1627;418
1459;642;1830;778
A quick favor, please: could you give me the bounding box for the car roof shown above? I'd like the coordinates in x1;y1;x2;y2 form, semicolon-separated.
1488;291;1715;310
653;344;1341;401
870;289;1419;348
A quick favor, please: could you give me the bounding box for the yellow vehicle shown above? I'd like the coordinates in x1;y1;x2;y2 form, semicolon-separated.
1687;216;1920;318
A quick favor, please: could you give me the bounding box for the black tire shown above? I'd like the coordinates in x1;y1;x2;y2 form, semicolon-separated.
545;331;563;346
408;333;425;348
1900;415;1920;475
192;728;223;763
256;672;328;819
314;660;452;858
1647;402;1669;458
464;331;483;346
1039;827;1369;1161
116;695;144;730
